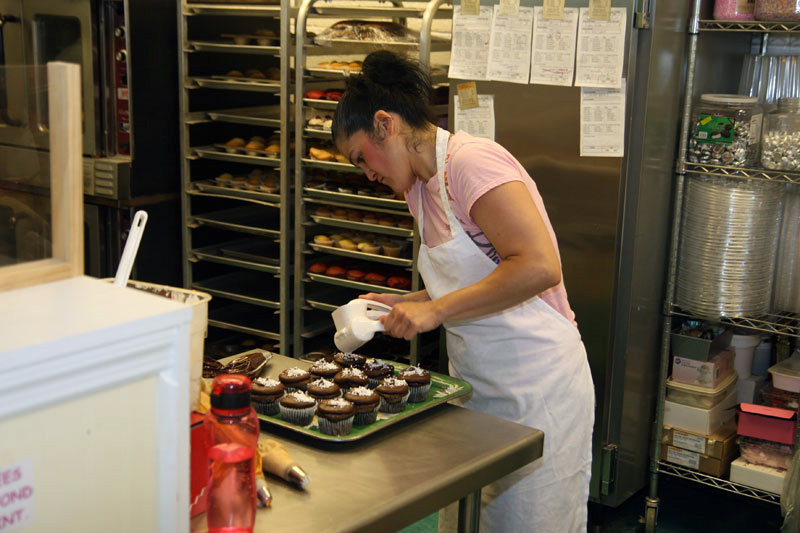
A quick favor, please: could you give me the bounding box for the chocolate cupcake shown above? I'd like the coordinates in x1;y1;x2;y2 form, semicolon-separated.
333;367;369;393
279;367;311;392
278;391;317;426
375;377;410;414
333;352;366;369
250;377;284;415
316;398;355;436
344;386;380;425
363;358;395;388
306;377;341;403
309;360;342;380
396;366;431;403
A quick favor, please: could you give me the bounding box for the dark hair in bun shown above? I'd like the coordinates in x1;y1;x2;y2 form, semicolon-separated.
332;50;435;144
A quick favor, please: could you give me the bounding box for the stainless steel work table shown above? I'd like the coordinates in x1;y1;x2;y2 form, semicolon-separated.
192;354;544;532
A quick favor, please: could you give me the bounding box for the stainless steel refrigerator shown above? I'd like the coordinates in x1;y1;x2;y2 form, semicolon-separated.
448;0;691;507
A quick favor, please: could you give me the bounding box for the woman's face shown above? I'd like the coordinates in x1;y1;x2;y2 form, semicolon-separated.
337;129;415;195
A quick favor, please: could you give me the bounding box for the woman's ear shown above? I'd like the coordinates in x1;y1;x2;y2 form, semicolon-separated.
373;110;393;141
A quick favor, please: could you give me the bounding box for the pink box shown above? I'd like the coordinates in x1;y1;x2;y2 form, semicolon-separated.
672;348;735;388
737;403;797;446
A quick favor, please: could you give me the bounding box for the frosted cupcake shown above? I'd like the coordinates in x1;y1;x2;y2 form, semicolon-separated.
333;367;368;393
250;377;284;415
344;386;380;425
375;377;409;414
309;360;342;380
363;358;395;388
279;367;311;392
316;398;355;436
278;391;317;426
306;377;341;403
396;366;431;403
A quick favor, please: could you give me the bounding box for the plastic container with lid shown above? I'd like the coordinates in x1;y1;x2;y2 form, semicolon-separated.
688;94;762;167
666;372;738;409
768;355;800;392
761;383;800;409
714;0;756;20
755;0;800;21
761;97;800;170
738;436;794;470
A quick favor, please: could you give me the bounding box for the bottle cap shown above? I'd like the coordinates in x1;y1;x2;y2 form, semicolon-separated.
210;374;252;410
287;464;311;488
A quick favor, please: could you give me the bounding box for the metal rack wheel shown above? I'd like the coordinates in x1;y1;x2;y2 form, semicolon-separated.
644;496;659;532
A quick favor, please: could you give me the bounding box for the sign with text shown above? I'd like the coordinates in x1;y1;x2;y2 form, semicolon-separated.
457;82;480;110
0;459;34;532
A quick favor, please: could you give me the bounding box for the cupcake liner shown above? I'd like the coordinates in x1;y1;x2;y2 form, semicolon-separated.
407;383;431;403
353;405;379;425
251;398;280;416
378;391;410;413
317;415;355;436
279;403;317;426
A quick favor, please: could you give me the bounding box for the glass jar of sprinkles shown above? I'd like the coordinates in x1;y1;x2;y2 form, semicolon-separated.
754;0;800;20
761;97;800;170
714;0;755;21
688;94;762;167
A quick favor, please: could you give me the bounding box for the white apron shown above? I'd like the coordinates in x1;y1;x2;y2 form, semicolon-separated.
419;128;595;532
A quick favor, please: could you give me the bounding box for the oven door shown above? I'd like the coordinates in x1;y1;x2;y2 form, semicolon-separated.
0;0;100;156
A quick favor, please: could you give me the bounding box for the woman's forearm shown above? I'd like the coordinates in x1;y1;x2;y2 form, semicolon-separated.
402;289;430;303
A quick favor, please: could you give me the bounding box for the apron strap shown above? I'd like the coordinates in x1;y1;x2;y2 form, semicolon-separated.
417;128;466;245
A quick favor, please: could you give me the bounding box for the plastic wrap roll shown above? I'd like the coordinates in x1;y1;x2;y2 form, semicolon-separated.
676;175;784;318
773;184;800;313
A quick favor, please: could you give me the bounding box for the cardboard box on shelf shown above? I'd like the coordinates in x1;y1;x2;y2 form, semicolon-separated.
662;421;737;458
671;348;734;388
730;457;786;494
663;387;738;435
660;439;737;477
671;329;732;362
736;403;797;446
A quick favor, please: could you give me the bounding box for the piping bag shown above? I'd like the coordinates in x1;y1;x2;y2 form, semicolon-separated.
258;439;311;488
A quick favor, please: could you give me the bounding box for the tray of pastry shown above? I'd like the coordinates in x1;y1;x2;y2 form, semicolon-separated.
300;157;361;172
303;97;339;110
208;303;281;340
220;31;280;46
207;105;281;127
253;357;472;442
303;188;406;210
191;180;280;204
308;243;412;267
193;271;281;309
193;146;282;166
310;214;413;238
187;40;280;54
190;206;281;238
189;76;281;93
213;143;280;159
306;272;410;294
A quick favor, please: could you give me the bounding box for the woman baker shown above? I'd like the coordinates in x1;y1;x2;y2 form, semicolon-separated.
332;50;595;532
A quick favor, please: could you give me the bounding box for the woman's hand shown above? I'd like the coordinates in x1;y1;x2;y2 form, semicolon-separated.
381;300;443;340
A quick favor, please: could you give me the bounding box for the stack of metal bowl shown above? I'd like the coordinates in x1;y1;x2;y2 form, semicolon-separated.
773;185;800;314
676;175;784;318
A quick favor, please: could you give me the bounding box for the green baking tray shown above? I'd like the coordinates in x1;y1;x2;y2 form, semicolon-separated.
255;359;472;442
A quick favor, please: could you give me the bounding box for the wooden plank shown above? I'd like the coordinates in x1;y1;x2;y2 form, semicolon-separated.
0;62;83;292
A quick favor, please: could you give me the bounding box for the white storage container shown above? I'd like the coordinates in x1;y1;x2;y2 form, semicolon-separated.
666;372;738;408
663;387;739;435
768;356;800;393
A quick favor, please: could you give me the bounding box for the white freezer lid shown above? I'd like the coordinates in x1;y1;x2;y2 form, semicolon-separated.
1;276;191;353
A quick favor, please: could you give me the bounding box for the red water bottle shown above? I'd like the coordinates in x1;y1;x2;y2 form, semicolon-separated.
205;374;259;533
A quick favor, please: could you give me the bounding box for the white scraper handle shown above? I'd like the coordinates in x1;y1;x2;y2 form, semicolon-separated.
114;210;148;287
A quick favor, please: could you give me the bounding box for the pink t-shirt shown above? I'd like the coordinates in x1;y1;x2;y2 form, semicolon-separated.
406;131;577;327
